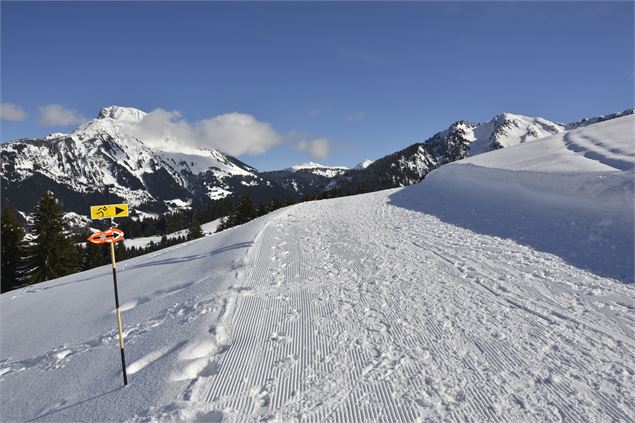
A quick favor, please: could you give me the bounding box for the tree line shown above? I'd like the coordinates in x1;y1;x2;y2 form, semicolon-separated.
1;192;206;293
1;183;371;293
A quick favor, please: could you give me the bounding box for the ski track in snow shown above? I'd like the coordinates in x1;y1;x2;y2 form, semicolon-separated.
174;195;635;422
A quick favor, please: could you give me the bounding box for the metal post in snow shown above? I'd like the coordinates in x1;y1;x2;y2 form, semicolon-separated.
110;235;128;386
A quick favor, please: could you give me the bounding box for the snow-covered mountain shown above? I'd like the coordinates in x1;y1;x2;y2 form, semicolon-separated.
1;106;291;218
259;162;349;197
427;112;565;159
287;162;347;172
286;162;348;178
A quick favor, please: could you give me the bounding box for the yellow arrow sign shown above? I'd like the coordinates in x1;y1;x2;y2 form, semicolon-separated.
90;204;129;220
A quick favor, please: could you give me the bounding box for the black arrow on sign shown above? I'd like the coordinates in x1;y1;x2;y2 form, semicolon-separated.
115;206;125;215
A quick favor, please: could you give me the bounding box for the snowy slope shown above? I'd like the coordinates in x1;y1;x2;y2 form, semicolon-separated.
1;116;634;422
399;114;634;284
0;213;279;422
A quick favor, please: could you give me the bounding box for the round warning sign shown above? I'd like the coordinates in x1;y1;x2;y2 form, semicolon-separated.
87;228;125;245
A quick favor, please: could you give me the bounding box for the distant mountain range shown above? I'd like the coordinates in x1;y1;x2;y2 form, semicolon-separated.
2;105;632;224
268;109;633;195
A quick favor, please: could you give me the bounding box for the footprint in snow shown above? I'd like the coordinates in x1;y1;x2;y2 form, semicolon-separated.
270;331;292;344
170;325;229;381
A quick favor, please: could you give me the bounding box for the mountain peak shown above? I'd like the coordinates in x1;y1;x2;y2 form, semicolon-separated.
491;112;527;124
97;106;147;122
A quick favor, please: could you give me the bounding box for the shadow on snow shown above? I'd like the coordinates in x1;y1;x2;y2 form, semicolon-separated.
388;181;634;284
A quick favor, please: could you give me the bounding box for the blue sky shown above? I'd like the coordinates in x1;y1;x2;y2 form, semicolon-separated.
1;1;632;170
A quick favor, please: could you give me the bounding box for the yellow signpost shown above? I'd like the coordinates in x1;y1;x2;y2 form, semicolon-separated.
88;202;129;386
90;203;129;220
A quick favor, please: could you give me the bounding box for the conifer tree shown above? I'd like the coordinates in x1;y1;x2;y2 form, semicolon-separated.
256;203;268;217
24;192;79;283
115;241;128;261
84;241;108;270
235;194;256;225
271;197;282;211
189;216;203;240
215;195;256;232
1;206;25;292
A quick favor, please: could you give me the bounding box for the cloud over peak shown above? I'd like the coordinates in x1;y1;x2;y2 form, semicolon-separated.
294;137;331;160
130;109;282;157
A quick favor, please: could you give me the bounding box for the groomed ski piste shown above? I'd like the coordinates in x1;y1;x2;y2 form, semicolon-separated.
1;115;633;422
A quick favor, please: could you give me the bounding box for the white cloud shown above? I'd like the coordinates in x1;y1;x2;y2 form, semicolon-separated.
38;104;85;126
131;109;282;157
0;103;27;121
307;109;321;117
346;111;366;122
294;138;331;160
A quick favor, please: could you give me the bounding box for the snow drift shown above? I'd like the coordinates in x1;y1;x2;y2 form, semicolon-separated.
390;114;634;283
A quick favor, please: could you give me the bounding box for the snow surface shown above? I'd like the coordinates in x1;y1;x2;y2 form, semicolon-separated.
1;117;633;422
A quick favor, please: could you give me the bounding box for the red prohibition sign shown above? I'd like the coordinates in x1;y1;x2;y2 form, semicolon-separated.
87;228;125;245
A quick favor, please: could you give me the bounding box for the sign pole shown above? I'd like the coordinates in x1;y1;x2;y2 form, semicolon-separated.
110;231;128;386
88;199;130;386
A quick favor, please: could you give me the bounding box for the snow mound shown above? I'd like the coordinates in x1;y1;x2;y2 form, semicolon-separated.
392;114;634;283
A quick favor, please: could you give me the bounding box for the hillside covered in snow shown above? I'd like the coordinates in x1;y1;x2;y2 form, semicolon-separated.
1;114;633;421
